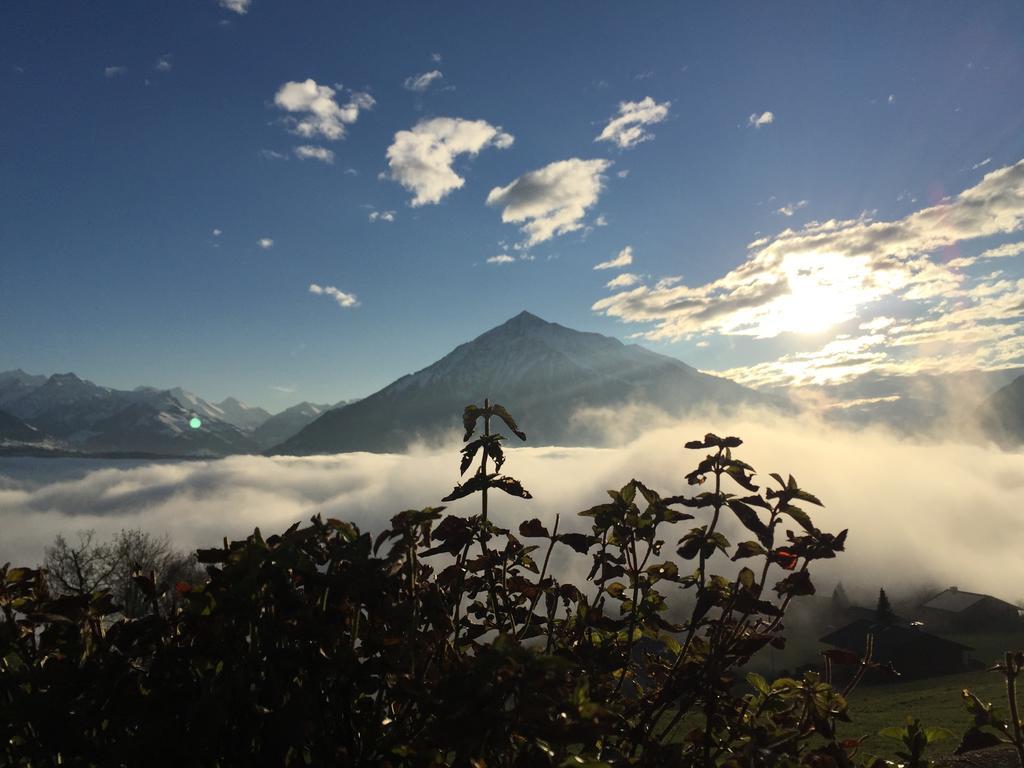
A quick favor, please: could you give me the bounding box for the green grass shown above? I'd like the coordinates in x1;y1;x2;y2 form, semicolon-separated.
837;669;1010;758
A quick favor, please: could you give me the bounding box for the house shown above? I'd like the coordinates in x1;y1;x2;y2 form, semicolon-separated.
820;619;973;681
915;587;1022;632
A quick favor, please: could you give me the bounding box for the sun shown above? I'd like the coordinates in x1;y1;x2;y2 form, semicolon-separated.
758;251;883;337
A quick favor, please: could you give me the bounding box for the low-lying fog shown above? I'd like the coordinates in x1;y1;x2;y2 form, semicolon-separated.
1;408;1022;605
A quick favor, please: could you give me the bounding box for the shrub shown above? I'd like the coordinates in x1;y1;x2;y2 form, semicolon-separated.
0;400;908;767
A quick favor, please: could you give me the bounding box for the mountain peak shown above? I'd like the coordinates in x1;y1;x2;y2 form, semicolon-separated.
498;310;550;331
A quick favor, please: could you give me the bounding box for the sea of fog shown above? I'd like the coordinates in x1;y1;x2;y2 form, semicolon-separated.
2;409;1022;606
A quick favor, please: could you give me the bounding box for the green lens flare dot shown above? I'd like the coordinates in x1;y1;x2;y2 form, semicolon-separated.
189;417;202;429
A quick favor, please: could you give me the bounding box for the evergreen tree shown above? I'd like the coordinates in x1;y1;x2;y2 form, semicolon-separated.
876;587;896;625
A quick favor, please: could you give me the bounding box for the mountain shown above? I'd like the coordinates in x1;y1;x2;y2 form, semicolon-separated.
0;369;49;408
214;397;272;432
0;408;48;444
271;311;771;455
977;374;1024;446
0;372;257;456
252;401;334;449
79;391;259;455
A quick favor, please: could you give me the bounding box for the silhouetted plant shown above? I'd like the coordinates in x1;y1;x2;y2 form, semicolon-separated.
2;400;944;767
956;651;1024;765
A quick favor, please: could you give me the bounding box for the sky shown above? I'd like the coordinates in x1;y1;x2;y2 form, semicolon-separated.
1;1;1023;410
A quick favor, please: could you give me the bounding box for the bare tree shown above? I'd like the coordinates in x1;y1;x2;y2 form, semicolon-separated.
44;528;201;617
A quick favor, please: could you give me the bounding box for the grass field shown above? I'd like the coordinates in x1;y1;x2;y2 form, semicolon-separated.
836;668;1011;758
820;630;1024;758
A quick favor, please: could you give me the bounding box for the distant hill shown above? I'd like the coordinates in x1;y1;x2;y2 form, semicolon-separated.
977;374;1024;446
270;311;772;455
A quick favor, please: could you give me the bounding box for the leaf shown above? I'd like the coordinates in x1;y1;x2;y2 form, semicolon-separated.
724;464;759;492
462;405;484;441
737;567;755;590
489;403;527;441
519;519;550;538
732;541;768;561
605;582;627;599
781;504;815;533
726;499;771;547
491;475;533;499
557;533;594;554
746;672;770;695
774;570;814;597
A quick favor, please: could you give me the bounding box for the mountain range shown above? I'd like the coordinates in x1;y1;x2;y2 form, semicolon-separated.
0;369;341;457
2;312;1021;458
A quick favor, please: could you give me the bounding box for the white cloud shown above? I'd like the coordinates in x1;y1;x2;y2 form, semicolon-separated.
606;273;640;288
155;55;172;72
595;96;671;149
104;66;127;78
594;215;608;227
257;238;274;249
595;158;1024;385
617;169;630;179
258;149;288;161
212;228;222;237
776;200;809;217
2;416;1023;605
269;385;295;393
385;117;514;206
293;145;335;163
887;94;895;104
486;254;516;264
309;283;359;308
273;79;374;141
748;111;774;128
368;210;396;223
594;245;633;270
973;157;992;170
431;52;442;63
344;168;358;176
977;240;1024;260
403;70;443;92
218;0;251;14
487;158;611;246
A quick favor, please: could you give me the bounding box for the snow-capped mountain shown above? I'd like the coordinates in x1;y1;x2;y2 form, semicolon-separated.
0;373;258;456
271;311;773;455
252;401;335;449
214;397;272;432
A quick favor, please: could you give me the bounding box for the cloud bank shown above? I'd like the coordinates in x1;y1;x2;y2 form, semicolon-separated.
2;412;1022;605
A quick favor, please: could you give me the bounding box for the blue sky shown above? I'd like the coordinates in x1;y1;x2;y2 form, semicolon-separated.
2;1;1023;410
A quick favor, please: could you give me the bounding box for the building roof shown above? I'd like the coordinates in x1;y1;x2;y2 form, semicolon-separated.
820;619;973;655
921;587;1013;614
